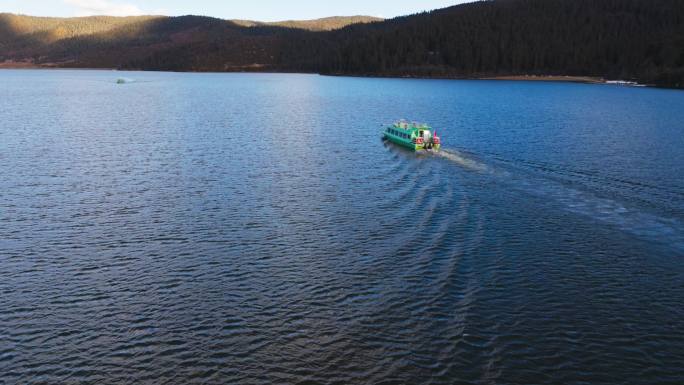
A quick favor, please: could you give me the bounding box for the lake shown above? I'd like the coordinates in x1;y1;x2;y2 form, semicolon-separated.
1;70;683;384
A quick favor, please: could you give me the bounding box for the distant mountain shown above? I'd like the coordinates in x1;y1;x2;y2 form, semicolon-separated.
232;16;383;31
0;13;378;70
1;0;683;88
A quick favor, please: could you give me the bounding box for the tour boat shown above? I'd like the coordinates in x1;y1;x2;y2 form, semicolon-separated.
383;120;441;151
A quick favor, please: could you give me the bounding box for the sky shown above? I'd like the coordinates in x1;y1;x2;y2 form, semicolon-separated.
1;0;468;20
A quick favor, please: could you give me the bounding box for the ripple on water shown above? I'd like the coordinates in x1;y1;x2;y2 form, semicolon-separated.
2;71;684;385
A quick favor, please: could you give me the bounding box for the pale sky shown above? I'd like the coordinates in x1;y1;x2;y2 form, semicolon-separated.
1;0;469;20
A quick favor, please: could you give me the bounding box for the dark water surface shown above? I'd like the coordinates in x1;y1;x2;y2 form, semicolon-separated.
2;70;684;385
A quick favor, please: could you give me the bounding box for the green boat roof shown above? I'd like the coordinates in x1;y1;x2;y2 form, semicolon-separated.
392;120;432;131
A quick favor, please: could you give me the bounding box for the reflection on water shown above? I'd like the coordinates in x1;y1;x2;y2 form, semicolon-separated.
1;70;684;385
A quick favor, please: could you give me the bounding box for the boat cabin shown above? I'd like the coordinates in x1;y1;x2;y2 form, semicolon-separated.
384;120;441;151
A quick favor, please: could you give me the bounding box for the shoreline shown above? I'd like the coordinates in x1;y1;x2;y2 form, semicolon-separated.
323;72;652;87
0;64;650;87
0;61;43;69
0;61;116;70
480;75;606;84
324;72;618;84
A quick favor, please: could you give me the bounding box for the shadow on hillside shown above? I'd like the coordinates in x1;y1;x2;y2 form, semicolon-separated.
0;14;337;71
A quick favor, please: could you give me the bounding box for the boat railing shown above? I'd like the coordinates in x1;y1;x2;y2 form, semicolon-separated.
393;121;431;130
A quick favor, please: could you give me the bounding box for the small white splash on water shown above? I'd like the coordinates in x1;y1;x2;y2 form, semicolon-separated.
116;77;134;84
605;80;646;87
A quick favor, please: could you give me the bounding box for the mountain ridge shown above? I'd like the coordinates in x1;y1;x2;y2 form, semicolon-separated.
0;13;381;37
1;0;683;88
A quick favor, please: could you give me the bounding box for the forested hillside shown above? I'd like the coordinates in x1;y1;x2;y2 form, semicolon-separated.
320;0;684;87
1;0;683;87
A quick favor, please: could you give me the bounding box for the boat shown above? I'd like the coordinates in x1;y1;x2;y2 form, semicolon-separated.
383;120;441;151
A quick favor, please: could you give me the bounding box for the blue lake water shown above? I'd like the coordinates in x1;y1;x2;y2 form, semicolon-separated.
1;70;683;384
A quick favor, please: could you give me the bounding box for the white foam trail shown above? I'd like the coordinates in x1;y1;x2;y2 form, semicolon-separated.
435;148;684;251
433;149;489;172
517;174;684;252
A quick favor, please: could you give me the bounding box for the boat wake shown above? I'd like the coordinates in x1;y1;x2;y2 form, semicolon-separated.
482;154;684;252
432;148;489;172
511;169;684;252
430;146;684;252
